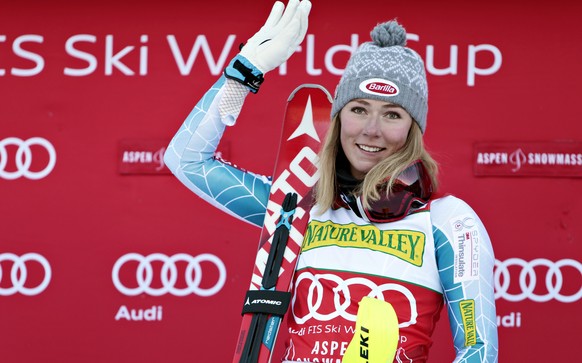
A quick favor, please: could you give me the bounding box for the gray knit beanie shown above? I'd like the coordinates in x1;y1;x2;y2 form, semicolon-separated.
331;20;428;133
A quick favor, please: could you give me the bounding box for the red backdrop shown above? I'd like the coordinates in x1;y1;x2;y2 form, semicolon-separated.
1;0;581;362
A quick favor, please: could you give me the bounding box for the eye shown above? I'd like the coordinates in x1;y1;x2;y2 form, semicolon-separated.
350;106;367;115
384;111;402;119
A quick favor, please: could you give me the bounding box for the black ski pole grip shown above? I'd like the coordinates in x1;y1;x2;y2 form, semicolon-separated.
262;192;298;289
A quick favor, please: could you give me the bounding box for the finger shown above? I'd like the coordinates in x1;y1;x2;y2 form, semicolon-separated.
273;0;300;32
263;1;285;29
277;17;301;51
296;0;311;44
298;0;312;15
280;0;310;48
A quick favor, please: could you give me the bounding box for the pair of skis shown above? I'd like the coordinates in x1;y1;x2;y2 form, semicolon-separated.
232;84;401;363
233;84;332;363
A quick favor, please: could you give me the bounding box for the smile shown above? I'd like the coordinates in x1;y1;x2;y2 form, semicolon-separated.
357;144;385;153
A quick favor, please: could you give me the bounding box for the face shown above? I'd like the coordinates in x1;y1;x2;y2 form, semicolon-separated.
339;99;413;179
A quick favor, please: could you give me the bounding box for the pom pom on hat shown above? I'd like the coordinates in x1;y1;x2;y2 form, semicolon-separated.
331;20;429;133
370;21;407;47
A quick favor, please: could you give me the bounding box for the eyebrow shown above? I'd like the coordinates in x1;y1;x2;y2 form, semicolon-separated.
352;99;403;109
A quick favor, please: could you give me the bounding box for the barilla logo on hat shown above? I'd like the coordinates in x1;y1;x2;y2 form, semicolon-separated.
359;78;399;97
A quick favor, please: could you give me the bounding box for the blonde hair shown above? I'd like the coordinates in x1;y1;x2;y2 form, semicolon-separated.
315;114;439;211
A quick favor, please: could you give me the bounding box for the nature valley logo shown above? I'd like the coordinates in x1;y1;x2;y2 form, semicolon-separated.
460;299;477;346
302;220;425;266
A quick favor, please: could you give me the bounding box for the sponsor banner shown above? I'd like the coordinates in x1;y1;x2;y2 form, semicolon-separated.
473;141;582;177
118;139;169;174
117;139;231;175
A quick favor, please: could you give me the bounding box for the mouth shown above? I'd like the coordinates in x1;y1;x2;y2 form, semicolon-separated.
357;144;385;153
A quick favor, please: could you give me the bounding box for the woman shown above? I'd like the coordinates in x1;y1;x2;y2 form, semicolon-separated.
164;0;498;361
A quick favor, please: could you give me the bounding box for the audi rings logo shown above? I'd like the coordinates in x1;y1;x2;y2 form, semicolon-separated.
494;258;582;303
112;253;227;297
292;272;418;328
0;137;56;180
0;253;52;296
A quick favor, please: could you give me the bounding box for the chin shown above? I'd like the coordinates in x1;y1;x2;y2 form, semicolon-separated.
351;167;372;179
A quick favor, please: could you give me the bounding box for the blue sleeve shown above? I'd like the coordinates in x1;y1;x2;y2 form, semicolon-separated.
163;76;271;227
431;196;499;362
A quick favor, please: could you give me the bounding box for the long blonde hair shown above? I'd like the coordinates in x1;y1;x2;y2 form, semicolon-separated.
315;114;439;211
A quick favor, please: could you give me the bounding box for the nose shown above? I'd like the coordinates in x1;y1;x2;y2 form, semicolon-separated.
362;116;381;137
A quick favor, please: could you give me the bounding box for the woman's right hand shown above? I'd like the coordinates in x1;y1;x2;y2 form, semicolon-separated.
224;0;311;93
240;0;311;74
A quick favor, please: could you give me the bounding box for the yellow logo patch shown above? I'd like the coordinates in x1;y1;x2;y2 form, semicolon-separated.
302;220;425;266
460;299;477;346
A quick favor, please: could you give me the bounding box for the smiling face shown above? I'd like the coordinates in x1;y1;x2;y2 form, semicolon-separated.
339;99;413;180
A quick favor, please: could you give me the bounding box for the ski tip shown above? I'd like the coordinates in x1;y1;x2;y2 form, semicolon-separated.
287;84;333;104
